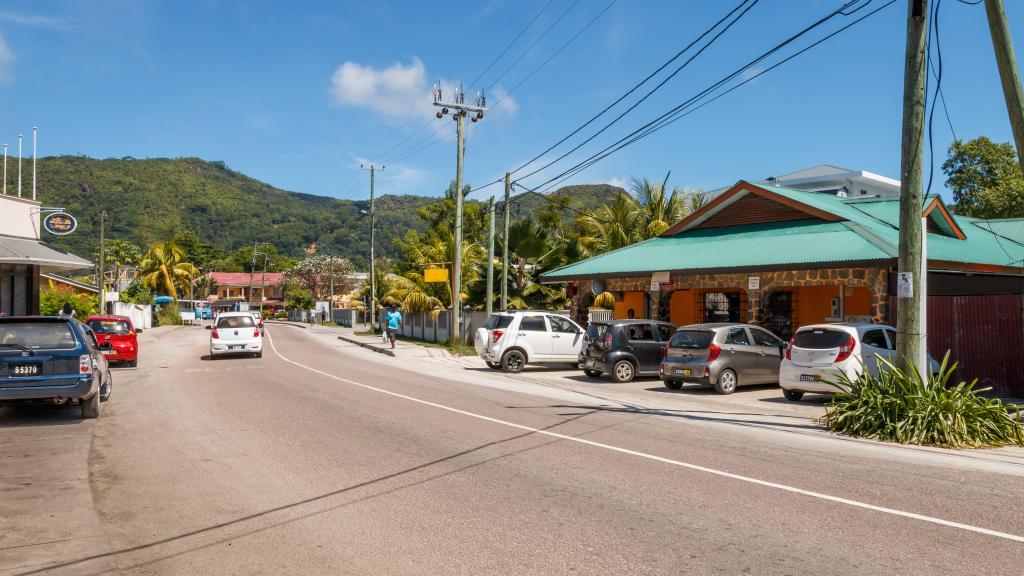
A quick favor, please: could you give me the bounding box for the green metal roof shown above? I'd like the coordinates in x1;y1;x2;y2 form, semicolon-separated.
541;182;1024;281
974;218;1024;246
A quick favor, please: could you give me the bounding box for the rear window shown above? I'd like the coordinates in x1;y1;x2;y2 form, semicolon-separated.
485;315;514;330
793;328;849;349
0;322;78;350
88;319;132;335
668;330;714;349
217;316;255;329
586;323;608;341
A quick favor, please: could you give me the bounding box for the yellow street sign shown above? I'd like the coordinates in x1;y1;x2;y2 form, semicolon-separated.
424;268;448;283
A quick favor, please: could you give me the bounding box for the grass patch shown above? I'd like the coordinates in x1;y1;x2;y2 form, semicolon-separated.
820;353;1023;449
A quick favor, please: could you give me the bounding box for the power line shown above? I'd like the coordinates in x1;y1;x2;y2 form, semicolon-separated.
467;0;556;89
486;0;580;92
926;0;945;198
524;0;893;194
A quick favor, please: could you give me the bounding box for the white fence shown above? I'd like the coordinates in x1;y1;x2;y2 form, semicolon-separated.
112;302;152;330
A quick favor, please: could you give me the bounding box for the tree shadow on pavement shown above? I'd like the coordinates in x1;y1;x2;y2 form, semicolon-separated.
12;410;616;576
534;404;823;433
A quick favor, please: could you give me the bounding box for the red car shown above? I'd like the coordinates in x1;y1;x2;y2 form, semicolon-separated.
85;315;140;367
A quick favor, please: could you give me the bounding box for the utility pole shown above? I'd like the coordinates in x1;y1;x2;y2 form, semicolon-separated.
32;126;36;201
985;0;1024;176
329;255;334;319
247;240;258;309
501;171;510;311
17;134;21;197
485;197;495;316
434;83;487;343
3;144;7;195
97;208;105;311
361;164;382;331
896;0;928;375
259;251;269;315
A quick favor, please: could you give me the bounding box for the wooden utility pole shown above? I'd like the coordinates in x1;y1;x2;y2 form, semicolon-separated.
896;0;929;373
361;164;382;330
99;210;106;314
985;0;1024;176
501;171;511;311
485;197;495;316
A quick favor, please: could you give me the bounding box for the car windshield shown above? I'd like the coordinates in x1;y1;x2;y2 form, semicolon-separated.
88;319;132;335
793;329;849;349
0;322;78;350
668;330;714;349
585;323;608;341
484;314;514;330
217;316;255;329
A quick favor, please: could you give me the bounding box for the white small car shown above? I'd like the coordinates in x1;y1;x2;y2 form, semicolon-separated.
209;311;263;358
779;322;938;401
474;311;585;373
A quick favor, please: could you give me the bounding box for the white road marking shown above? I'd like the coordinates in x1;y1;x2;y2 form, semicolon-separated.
266;330;1024;545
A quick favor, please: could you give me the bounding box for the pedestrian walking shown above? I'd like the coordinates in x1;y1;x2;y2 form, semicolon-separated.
308;308;315;327
321;308;327;324
384;305;403;350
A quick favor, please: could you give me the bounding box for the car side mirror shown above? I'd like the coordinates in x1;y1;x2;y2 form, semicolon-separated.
135;328;143;333
205;325;212;330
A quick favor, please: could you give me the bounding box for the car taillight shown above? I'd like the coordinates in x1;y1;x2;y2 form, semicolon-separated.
492;329;504;344
79;354;93;374
604;333;612;348
254;328;260;338
663;343;669;359
834;335;856;363
786;337;794;361
211;328;219;339
706;343;722;362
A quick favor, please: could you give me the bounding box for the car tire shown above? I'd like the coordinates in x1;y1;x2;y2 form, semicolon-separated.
783;389;804;401
610;360;635;383
501;349;526;373
583;368;602;378
664;380;682;390
486;361;501;369
100;375;112;402
255;351;263;359
81;392;100;419
714;369;738;394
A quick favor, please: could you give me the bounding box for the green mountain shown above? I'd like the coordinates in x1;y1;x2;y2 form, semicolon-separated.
22;156;621;269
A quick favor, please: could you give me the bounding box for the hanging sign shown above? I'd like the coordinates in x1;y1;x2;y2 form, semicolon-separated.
897;272;913;298
424;268;448;283
43;212;77;235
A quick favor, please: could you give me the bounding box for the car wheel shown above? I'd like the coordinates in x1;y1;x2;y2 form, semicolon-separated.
81;393;100;419
100;375;112;402
664;380;682;390
255;351;263;359
501;349;526;373
486;361;501;369
583;368;602;378
714;369;738;394
610;360;635;383
783;389;804;401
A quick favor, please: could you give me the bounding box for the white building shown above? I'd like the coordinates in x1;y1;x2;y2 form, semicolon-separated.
766;164;901;198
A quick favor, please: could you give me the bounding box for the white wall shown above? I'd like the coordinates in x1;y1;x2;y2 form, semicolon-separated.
0;195;40;239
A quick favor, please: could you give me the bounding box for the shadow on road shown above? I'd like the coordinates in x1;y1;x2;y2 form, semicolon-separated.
0;404;85;427
12;410;615;576
533;403;822;432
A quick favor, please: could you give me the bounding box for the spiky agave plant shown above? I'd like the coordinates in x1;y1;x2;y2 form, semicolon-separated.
820;353;1023;448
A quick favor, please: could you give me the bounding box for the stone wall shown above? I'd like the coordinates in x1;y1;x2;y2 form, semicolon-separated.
569;266;890;326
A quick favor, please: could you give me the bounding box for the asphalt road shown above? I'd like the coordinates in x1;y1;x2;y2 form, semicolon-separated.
2;323;1023;575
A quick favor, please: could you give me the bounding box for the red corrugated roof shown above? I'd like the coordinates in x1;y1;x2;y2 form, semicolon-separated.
206;272;284;287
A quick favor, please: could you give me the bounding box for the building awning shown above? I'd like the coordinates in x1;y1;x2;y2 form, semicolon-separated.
0;234;93;272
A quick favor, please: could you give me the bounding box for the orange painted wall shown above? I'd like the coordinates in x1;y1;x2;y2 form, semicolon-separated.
844;286;872;317
797;285;840;326
669;290;696;326
615;291;647;319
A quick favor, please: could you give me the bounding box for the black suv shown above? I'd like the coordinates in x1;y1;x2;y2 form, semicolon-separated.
579;320;676;382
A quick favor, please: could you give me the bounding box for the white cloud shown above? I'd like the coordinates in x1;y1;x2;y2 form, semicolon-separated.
329;57;516;125
605;177;628;190
0;11;72;30
0;35;14;84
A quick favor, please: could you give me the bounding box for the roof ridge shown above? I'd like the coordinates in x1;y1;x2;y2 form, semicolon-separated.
840;221;898;257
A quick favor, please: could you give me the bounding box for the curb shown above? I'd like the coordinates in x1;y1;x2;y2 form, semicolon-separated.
337;335;396;357
267;321;307;329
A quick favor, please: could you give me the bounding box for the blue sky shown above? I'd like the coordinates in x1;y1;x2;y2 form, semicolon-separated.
0;0;1021;203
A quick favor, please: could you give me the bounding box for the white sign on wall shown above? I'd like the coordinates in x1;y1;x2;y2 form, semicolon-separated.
897;272;913;298
747;276;760;290
650;271;670;291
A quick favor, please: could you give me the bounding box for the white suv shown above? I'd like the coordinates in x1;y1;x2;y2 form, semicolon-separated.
474;312;585;373
779;322;938;401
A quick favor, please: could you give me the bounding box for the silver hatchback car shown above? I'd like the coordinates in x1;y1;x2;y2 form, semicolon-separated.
659;323;787;394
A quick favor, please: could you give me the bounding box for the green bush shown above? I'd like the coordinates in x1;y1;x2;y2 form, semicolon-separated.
156;303;183;326
821;353;1024;448
40;288;98;318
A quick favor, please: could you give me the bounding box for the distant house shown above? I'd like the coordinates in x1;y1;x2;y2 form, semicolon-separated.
205;272;285;310
41;273;99;296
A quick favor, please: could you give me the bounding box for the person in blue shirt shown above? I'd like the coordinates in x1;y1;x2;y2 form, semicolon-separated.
384;305;403;349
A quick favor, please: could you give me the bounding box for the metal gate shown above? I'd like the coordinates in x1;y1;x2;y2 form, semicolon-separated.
762;290;798;340
699;291;741;323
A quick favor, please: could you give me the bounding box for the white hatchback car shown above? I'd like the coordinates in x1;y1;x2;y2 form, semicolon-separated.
474;311;585;373
779;322;938;401
209;311;263;358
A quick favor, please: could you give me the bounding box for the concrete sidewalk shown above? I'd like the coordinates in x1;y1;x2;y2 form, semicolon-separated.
268;320;449;359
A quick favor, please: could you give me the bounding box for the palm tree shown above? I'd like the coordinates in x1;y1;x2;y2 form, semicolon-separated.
633;173;685;237
576;193;641;256
139;241;200;298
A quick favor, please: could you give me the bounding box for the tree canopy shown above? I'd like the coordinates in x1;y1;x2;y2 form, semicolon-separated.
943;136;1024;219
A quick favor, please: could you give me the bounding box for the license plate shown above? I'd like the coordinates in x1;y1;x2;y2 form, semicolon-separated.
101;349;116;355
800;374;820;382
9;363;41;377
230;345;241;350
